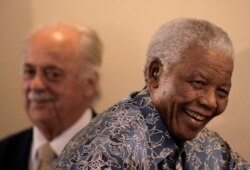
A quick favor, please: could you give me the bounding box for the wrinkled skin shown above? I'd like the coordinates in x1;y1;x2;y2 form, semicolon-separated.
22;26;98;140
148;46;234;142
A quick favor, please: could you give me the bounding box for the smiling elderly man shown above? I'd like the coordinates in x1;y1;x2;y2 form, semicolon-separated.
56;18;250;170
0;22;102;170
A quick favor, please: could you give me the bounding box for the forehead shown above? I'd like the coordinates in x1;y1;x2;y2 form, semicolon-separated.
24;27;82;67
172;47;234;83
181;47;234;73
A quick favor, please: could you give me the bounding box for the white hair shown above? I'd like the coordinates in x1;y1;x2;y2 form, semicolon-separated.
75;24;103;71
145;18;235;81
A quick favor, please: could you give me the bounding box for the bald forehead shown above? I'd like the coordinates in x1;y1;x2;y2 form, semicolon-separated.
26;25;81;59
23;25;84;66
29;24;79;44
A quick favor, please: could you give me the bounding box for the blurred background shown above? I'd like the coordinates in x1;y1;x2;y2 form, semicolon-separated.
0;0;249;160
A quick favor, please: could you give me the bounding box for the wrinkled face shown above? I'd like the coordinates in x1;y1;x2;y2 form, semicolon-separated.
22;28;95;132
150;47;234;141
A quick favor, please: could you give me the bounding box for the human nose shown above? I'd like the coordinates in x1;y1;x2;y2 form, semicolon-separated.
29;73;46;90
198;89;217;110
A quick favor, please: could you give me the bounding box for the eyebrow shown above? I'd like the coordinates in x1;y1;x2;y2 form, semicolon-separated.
23;63;34;67
23;62;62;70
43;65;62;70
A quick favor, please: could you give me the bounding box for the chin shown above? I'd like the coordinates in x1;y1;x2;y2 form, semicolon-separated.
28;109;52;121
173;129;200;142
182;133;198;141
181;135;198;141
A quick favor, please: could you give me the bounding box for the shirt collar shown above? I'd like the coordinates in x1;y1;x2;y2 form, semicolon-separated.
31;108;92;160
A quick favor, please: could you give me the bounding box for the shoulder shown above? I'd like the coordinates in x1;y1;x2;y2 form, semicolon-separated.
57;99;147;169
0;128;32;148
186;128;230;154
185;128;250;169
64;99;146;151
192;128;226;143
0;128;33;167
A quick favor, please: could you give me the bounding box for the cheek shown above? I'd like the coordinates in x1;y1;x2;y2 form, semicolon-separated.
175;83;197;101
59;84;82;101
22;80;29;91
153;84;174;107
216;100;228;116
22;83;29;103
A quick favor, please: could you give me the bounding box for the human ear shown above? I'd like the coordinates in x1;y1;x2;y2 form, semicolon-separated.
147;59;163;89
84;71;99;98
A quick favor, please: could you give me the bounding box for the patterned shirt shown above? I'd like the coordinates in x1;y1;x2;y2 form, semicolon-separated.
56;90;250;170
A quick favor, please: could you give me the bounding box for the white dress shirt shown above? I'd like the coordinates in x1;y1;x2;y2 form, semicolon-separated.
28;109;92;170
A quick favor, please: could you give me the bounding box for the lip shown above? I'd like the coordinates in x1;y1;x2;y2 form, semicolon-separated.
180;108;211;130
29;100;54;110
30;100;50;105
30;99;53;103
185;109;206;121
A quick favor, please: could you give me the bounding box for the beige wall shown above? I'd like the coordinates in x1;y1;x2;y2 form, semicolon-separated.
1;0;249;160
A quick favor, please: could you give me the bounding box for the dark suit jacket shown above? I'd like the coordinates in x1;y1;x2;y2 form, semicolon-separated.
0;128;32;170
0;110;97;170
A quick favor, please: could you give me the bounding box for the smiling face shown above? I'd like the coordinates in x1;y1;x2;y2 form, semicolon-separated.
22;26;97;139
148;46;234;141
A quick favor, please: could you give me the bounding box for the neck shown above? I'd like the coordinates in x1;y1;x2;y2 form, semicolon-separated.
171;135;185;148
37;123;63;141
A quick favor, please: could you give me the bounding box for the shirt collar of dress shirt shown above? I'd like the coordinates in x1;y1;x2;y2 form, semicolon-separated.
30;108;92;170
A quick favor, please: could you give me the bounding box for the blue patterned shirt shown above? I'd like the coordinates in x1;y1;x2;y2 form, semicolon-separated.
56;90;250;170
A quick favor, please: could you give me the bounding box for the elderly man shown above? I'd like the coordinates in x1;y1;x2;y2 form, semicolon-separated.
56;18;250;169
0;22;103;170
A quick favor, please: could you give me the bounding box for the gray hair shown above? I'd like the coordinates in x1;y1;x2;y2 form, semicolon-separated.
145;18;235;81
74;24;103;71
74;24;103;100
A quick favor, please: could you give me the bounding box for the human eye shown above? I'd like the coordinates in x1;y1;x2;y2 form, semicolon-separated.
44;68;63;82
189;79;206;89
217;87;230;98
23;65;35;79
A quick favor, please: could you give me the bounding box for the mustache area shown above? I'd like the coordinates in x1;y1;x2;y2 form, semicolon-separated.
28;91;56;102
